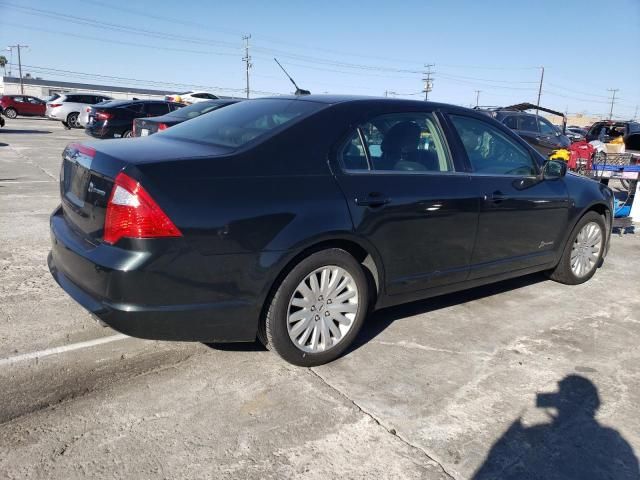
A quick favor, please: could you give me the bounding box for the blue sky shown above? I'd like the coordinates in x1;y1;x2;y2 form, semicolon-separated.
1;0;639;119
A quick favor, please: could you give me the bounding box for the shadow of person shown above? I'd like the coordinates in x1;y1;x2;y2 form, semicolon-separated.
473;375;639;479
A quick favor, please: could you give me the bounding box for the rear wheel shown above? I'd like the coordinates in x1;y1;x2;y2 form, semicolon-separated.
122;130;133;138
261;249;369;366
4;107;17;119
66;112;80;128
548;212;605;285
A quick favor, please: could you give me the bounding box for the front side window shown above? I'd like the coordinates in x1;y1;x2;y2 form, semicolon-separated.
519;115;538;132
339;112;453;173
538;117;557;136
450;115;537;176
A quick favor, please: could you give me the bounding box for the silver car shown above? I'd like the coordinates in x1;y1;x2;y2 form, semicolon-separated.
46;93;112;129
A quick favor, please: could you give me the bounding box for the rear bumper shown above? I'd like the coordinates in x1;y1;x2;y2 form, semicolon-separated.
48;206;262;342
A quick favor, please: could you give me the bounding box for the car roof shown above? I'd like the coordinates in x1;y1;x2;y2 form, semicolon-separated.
253;94;471;112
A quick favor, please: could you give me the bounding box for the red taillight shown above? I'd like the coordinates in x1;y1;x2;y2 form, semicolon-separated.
49;103;62;108
157;123;168;131
96;111;113;121
104;172;182;245
67;142;96;157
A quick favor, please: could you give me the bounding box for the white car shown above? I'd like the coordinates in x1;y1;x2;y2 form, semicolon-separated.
46;93;112;128
164;91;218;105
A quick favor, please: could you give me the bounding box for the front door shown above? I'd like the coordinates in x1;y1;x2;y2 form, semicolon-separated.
333;111;479;296
447;113;570;278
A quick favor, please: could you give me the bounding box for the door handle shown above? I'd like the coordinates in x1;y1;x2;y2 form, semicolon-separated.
485;191;508;203
355;193;390;208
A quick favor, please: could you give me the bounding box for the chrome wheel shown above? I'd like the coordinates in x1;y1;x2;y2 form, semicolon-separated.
570;221;602;278
287;266;359;353
4;108;17;119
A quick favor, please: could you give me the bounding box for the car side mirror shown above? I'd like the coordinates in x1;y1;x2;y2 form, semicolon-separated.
543;160;567;179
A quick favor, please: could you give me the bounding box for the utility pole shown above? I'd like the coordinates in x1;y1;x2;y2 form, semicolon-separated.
607;88;619;120
535;66;544;115
474;90;481;108
634;105;638;122
7;44;28;94
422;64;435;101
242;35;252;99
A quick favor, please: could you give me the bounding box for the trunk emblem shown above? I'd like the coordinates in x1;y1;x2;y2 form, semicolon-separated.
88;182;106;197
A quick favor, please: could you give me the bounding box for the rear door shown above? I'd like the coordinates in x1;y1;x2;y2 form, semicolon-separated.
446;113;569;278
332;110;478;296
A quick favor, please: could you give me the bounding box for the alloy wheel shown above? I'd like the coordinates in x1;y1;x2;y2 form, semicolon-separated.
4;108;17;119
287;266;359;353
570;221;602;278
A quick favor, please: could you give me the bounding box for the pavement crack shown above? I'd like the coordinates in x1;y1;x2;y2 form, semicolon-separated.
307;367;457;480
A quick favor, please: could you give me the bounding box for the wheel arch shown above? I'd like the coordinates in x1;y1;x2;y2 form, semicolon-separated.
258;236;385;336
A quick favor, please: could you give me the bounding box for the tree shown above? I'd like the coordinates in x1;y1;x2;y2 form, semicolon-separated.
0;56;7;77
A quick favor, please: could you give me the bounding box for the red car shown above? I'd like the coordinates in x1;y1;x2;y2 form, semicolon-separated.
0;95;46;118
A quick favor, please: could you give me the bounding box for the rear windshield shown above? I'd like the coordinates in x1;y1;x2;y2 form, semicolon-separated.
166;100;234;120
161;99;323;148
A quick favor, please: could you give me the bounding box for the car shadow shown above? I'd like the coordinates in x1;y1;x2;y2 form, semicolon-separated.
472;375;639;479
348;272;548;354
204;340;267;352
0;129;52;134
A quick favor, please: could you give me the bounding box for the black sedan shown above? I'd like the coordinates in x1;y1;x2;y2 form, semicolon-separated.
133;99;241;137
85;100;183;139
49;96;614;366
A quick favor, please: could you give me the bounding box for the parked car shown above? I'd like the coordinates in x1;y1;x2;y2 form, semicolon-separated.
567;126;588;137
0;95;46;118
564;128;585;143
85;100;183;139
164;91;219;105
48;96;614;366
586;120;640;150
78;99;114;128
483;109;571;156
46;93;112;129
133;99;241;137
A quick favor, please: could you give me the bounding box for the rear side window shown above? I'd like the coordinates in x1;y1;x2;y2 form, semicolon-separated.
450;115;537;176
339;112;453;173
145;103;170;116
162;99;322;148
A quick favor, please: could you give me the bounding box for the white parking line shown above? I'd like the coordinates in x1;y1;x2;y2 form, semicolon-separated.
0;180;56;184
0;334;129;367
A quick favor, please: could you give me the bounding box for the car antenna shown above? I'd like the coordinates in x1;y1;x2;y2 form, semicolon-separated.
274;58;310;96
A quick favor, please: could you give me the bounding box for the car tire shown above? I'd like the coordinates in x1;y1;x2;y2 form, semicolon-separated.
4;107;17;119
122;130;133;138
67;112;80;128
261;248;369;366
548;211;606;285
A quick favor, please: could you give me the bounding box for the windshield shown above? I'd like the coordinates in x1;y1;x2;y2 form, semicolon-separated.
161;98;323;148
167;101;234;120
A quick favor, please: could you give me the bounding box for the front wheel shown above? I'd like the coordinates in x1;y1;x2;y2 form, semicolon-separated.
548;212;606;285
4;107;17;119
261;249;369;366
122;130;133;138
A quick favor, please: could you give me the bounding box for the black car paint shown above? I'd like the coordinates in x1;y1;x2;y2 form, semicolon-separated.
49;96;613;343
85;100;183;139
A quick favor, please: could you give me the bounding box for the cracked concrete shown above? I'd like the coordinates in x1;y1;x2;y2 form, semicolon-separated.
1;118;639;479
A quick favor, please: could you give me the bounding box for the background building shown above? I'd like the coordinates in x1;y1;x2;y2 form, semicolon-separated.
0;76;172;100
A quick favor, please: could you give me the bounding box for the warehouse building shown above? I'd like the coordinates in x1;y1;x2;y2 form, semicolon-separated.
0;76;172;100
